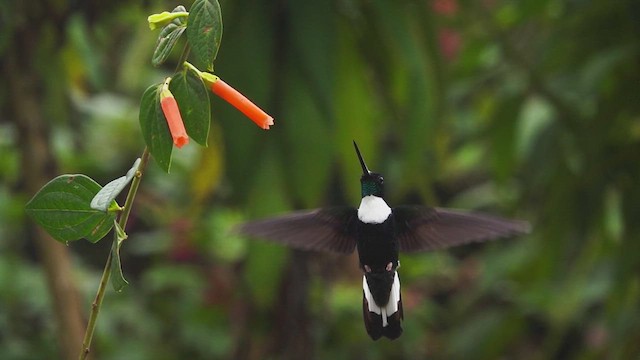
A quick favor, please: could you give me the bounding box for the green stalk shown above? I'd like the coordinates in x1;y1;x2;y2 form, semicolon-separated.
78;148;150;360
78;42;189;360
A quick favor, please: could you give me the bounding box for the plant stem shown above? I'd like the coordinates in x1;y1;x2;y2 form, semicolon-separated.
78;251;112;360
119;149;150;230
78;41;188;359
78;148;150;360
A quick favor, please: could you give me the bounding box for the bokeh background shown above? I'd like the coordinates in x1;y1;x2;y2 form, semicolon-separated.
2;0;639;359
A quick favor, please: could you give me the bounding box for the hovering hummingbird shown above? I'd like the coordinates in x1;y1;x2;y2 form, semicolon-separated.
238;141;529;340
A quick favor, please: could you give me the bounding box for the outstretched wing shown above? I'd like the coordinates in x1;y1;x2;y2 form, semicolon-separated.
393;206;530;253
236;207;358;254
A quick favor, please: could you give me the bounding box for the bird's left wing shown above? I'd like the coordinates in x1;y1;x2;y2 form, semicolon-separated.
393;206;530;253
236;207;358;254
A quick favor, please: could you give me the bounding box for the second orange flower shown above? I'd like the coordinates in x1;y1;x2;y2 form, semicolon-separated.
160;78;190;148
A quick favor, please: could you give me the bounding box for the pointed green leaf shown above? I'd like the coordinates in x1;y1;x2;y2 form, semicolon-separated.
186;0;223;71
25;175;116;243
245;243;288;308
139;84;173;173
152;23;186;67
491;96;523;183
281;72;331;208
169;69;210;146
91;158;141;212
110;221;129;292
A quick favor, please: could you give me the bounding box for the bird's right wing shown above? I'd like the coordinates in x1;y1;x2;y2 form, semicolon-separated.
235;207;358;254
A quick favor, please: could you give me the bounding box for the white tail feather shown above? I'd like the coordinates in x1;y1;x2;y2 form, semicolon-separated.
362;272;401;327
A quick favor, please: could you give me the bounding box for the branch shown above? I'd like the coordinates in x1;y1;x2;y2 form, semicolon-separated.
78;148;150;360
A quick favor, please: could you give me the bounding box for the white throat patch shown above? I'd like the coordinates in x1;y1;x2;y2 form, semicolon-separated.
358;195;392;224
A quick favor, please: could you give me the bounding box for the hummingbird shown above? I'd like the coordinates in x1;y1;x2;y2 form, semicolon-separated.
237;141;529;340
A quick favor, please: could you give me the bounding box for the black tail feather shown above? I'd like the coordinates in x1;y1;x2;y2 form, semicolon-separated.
362;292;403;340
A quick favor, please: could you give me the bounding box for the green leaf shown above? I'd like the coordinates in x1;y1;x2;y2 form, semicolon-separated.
334;35;383;201
169;69;210;146
91;158;141;212
491;96;524;183
110;221;129;292
25;175;116;243
280;71;331;208
244;242;288;308
186;0;223;71
152;23;186;67
139;83;173;173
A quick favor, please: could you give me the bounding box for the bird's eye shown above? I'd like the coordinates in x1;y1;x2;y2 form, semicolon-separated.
379;177;384;184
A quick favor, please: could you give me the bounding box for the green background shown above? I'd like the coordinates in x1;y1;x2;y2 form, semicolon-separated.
1;0;639;358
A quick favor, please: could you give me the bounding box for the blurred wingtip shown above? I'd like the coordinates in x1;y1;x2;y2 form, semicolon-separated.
512;218;532;235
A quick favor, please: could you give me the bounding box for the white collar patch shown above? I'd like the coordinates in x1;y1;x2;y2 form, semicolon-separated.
358;195;392;224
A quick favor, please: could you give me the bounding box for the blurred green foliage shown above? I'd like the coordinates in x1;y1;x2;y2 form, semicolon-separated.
2;0;640;358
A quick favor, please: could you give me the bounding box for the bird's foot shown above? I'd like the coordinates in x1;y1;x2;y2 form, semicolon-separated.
363;263;394;273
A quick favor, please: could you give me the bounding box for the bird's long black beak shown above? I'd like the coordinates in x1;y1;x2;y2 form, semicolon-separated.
353;141;370;175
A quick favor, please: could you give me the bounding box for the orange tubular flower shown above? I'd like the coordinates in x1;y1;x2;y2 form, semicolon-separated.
210;79;274;130
160;79;189;148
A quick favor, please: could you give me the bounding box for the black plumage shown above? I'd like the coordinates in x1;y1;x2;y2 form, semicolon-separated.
236;141;530;340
